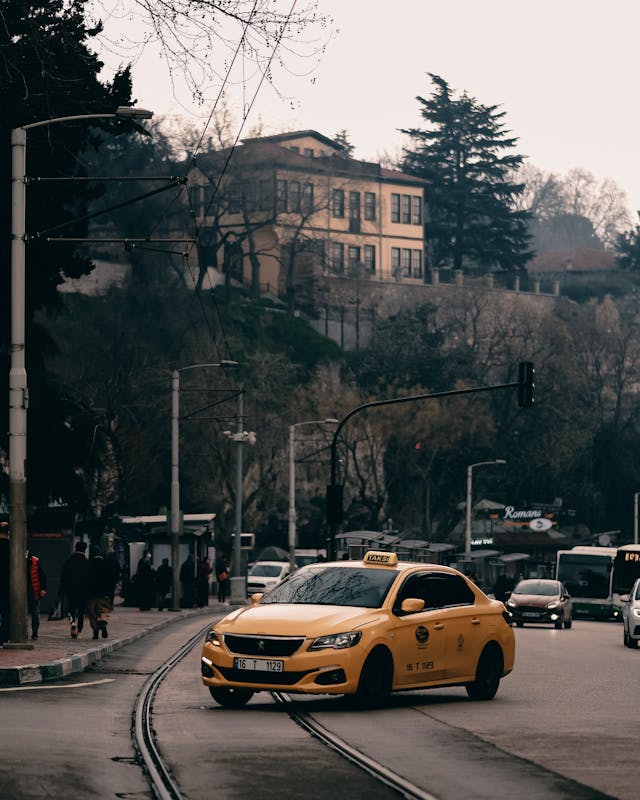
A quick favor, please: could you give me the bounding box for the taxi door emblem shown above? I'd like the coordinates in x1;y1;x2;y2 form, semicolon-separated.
415;626;429;644
457;633;464;650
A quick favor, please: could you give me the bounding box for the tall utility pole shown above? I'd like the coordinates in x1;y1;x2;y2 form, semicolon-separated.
170;361;239;610
233;389;244;578
8;106;153;646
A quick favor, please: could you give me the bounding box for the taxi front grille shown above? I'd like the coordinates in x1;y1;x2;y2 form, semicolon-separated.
223;633;305;657
218;666;309;685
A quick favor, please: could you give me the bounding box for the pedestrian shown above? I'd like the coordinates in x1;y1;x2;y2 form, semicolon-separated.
60;540;90;639
87;545;115;640
155;557;172;611
196;556;213;607
180;554;196;608
0;537;10;645
215;556;230;604
492;573;515;604
135;549;155;611
26;549;47;640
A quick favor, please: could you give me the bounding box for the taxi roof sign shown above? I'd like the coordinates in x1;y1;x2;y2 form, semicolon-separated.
363;551;398;566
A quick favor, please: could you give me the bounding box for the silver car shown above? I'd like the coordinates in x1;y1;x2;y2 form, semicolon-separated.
622;578;640;649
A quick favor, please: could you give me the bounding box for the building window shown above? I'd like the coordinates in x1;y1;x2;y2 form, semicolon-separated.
276;179;288;213
401;195;411;224
289;181;301;213
411;249;422;278
228;182;242;213
332;189;344;218
411;196;422;225
258;179;272;211
289;146;300;153
364;244;375;273
401;248;411;277
332;242;344;273
347;245;361;272
391;247;401;275
391;193;400;223
364;192;376;221
301;182;314;214
349;191;361;221
303;147;314;158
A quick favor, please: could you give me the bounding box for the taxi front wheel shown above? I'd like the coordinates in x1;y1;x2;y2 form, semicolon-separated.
209;686;254;708
465;645;502;701
354;648;393;708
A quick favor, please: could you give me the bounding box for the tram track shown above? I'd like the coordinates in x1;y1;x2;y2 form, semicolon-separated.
132;623;439;800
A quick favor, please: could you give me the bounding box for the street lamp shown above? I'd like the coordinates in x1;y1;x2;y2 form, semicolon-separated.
288;418;338;572
8;106;153;645
171;361;238;610
464;460;507;559
634;492;639;545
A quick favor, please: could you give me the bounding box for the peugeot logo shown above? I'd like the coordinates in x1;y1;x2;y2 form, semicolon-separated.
257;640;265;653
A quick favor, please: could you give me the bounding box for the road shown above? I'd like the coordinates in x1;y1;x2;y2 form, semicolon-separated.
0;616;635;799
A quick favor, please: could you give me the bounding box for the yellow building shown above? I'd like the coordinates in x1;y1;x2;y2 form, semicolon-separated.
189;130;427;304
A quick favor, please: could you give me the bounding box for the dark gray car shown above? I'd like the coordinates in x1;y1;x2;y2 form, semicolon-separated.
505;578;573;629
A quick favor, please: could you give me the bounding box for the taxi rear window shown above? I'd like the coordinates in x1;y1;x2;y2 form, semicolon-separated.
261;566;396;608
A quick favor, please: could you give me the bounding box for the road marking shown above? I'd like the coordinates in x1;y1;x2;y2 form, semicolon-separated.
0;678;116;692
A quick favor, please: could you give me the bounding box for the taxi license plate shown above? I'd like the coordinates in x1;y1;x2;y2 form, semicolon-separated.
234;657;283;672
522;612;540;617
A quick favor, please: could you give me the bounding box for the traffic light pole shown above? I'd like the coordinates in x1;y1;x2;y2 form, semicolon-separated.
326;364;534;559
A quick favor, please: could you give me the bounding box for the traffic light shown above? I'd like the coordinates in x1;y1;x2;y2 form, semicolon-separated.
326;484;343;525
518;361;535;407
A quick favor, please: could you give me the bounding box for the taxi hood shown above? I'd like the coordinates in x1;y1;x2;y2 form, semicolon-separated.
218;603;382;635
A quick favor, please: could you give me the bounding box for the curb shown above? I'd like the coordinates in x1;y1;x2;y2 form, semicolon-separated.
0;605;229;687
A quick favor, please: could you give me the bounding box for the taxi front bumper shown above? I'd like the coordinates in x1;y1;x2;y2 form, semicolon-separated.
200;639;364;695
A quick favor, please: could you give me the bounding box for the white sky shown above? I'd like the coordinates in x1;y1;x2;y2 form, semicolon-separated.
124;0;640;220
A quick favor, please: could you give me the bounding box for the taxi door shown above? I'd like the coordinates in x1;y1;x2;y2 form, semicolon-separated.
390;572;449;684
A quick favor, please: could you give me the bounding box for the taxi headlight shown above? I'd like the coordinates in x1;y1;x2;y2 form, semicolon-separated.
205;629;220;645
309;631;362;651
506;599;516;608
546;601;560;609
632;607;640;618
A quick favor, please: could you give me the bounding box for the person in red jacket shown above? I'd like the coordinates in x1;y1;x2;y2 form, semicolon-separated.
26;550;47;640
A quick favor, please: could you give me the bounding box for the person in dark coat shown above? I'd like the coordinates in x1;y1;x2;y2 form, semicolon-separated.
215;556;230;604
0;537;10;645
135;550;155;611
180;554;196;608
88;545;115;640
493;573;515;604
60;540;90;638
26;550;47;640
155;557;172;611
196;556;213;607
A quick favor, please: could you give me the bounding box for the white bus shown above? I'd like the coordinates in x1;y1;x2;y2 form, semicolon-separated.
556;544;640;620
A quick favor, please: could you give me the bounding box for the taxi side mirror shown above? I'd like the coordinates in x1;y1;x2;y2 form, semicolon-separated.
250;593;264;604
400;597;425;613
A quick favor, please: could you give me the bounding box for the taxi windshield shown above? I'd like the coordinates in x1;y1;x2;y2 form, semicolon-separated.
260;565;397;607
249;564;284;578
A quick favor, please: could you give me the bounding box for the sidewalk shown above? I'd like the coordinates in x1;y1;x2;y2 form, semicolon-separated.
0;599;233;687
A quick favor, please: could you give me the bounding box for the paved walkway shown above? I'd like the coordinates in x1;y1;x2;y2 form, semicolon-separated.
0;599;233;686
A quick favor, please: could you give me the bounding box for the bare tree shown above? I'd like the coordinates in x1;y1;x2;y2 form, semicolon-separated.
90;1;334;107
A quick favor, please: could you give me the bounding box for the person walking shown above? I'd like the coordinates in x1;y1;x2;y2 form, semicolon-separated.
196;556;213;607
87;545;115;640
135;549;155;611
155;557;172;611
26;550;47;640
180;554;196;608
215;556;230;604
60;541;90;639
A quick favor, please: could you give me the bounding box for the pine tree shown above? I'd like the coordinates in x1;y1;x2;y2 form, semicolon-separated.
401;74;533;273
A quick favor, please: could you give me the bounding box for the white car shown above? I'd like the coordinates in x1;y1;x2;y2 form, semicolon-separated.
622;578;640;648
246;561;290;596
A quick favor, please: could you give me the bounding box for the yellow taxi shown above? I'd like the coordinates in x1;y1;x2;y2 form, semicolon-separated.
201;551;515;707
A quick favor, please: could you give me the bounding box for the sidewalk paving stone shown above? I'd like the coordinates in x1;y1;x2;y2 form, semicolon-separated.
0;599;235;686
